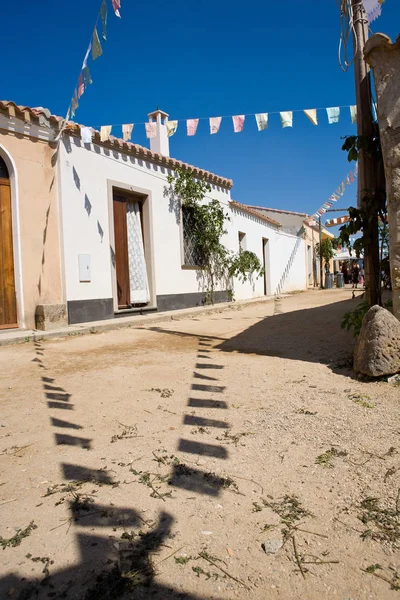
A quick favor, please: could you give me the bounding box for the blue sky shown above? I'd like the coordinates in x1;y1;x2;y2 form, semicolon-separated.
2;0;399;219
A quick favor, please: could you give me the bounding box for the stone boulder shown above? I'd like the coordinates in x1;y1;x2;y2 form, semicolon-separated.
354;305;400;377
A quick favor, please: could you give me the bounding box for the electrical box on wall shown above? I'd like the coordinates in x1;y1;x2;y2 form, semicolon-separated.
78;254;91;282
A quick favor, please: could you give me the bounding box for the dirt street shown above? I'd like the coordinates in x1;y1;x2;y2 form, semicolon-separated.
0;289;399;599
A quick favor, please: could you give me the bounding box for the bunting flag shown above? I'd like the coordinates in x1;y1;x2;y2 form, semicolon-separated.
350;105;357;124
363;0;385;24
65;0;122;125
166;120;178;137
280;111;293;128
112;0;121;18
92;27;103;60
100;125;112;142
187;119;199;136
210;117;222;135
311;163;358;219
100;0;108;40
83;66;92;86
255;113;268;131
77;73;85;98
145;122;156;139
232;115;245;133
122;123;134;141
71;92;79;118
304;109;318;126
81;127;93;144
82;43;91;69
326;107;340;124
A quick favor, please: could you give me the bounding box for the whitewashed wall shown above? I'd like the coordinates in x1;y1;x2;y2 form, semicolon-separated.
226;207;306;300
59;136;231;307
59;136;306;313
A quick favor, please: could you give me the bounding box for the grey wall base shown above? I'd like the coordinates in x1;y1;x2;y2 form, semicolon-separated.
67;291;230;325
67;299;114;325
156;291;230;312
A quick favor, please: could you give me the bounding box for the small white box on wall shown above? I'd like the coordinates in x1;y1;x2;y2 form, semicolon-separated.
78;254;91;282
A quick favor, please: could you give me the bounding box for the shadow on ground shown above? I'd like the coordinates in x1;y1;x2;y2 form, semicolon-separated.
148;296;359;372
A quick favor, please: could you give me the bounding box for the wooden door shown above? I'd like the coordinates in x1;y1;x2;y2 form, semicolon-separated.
0;178;17;328
113;194;130;308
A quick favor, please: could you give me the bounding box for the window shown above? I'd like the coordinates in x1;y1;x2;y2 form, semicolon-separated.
238;231;246;251
182;206;203;267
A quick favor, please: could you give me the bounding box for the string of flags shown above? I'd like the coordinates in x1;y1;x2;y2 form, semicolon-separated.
66;0;122;122
79;104;358;144
311;163;358;220
363;0;386;24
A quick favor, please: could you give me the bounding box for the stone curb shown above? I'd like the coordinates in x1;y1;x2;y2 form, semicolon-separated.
0;294;285;347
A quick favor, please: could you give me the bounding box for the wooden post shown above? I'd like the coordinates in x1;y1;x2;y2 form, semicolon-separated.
351;0;381;306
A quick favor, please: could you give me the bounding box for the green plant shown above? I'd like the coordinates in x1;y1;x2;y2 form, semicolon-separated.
315;238;335;273
228;250;264;283
341;301;370;337
167;168;263;303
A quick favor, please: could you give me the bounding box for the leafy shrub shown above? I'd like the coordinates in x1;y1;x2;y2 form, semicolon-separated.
341;301;370;337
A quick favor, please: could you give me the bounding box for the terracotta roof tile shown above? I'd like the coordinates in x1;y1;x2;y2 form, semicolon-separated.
0;100;233;189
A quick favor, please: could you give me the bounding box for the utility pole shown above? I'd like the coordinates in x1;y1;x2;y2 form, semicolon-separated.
351;0;381;306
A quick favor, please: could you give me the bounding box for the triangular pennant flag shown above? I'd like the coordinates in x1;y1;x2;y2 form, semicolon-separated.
83;66;92;86
349;171;355;183
122;124;134;141
187;119;199;136
100;125;112;142
354;163;359;177
363;0;383;24
77;73;84;99
304;109;318;125
280;111;293;128
346;175;351;185
166;120;178;137
326;107;340;124
350;105;357;124
145;122;156;139
232;115;245;133
341;182;346;193
92;27;103;60
333;193;340;200
82;43;91;69
71;90;79;118
112;0;121;18
255;113;268;131
81;127;93;144
100;0;108;40
210;117;222;135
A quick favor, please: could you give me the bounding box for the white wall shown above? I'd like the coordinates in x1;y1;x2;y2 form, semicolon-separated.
227;207;307;300
59;136;232;306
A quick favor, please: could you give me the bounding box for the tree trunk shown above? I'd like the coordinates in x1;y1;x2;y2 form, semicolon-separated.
365;34;400;320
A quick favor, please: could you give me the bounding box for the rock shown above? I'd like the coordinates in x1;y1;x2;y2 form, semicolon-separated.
354;305;400;377
261;538;283;554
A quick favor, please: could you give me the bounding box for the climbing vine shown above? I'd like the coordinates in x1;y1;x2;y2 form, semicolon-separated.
167;168;264;303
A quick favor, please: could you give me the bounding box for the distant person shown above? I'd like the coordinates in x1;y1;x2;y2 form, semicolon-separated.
351;262;360;289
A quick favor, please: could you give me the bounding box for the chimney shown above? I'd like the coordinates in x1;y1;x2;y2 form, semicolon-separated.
147;108;169;157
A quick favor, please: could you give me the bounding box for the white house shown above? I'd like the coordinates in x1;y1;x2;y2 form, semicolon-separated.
58;108;307;324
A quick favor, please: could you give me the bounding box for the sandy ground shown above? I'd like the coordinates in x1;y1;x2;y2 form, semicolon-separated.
0;289;399;600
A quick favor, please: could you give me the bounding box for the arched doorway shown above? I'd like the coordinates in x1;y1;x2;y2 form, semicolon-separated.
0;155;17;328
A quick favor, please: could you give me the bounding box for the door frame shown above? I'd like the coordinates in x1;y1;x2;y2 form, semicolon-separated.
107;179;156;313
262;237;271;296
0;144;24;328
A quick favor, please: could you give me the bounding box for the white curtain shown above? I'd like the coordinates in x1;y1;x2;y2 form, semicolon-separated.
126;202;150;304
